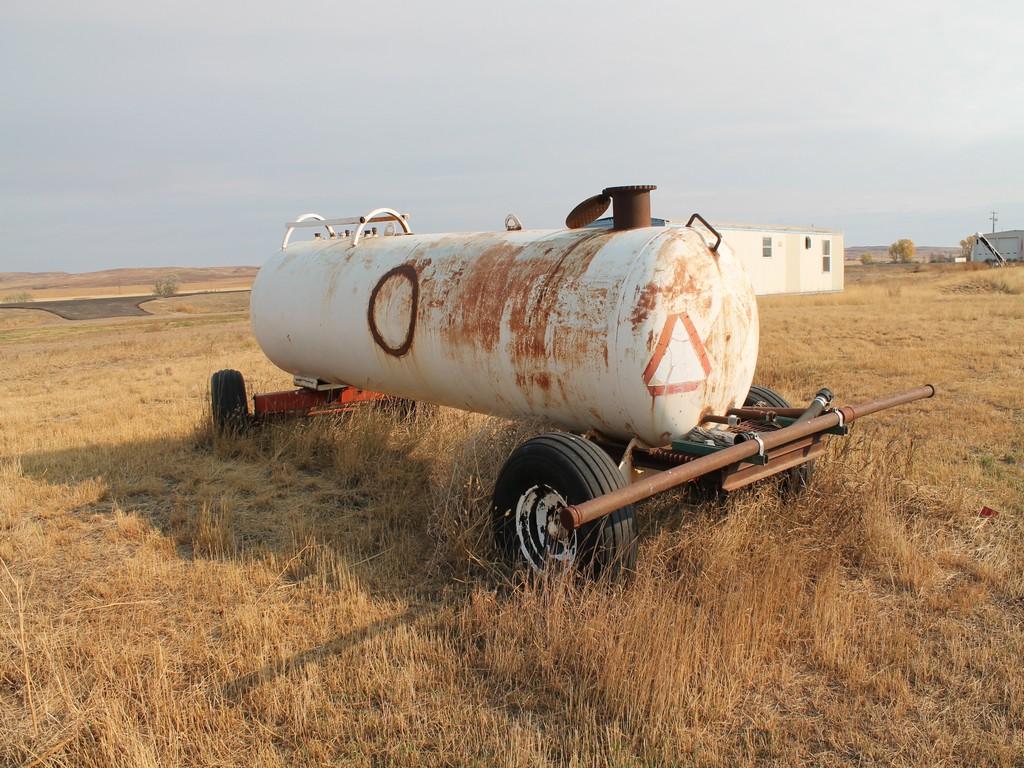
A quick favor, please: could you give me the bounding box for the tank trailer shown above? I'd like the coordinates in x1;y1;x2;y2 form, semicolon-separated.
211;185;934;574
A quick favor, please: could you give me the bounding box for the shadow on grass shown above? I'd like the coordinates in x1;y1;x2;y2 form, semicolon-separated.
222;606;426;701
14;407;466;595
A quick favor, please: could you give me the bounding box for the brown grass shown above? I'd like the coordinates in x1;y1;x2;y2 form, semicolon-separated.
1;266;1022;765
0;266;256;300
141;292;251;315
943;277;1021;295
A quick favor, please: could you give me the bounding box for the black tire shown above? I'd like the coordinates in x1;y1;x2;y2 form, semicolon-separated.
211;369;249;435
492;433;638;577
744;384;813;495
744;384;791;410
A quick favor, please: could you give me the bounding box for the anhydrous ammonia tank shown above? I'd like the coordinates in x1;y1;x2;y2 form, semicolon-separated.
251;186;759;445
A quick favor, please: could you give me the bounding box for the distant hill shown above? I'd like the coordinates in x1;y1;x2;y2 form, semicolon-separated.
0;266;258;300
846;246;961;264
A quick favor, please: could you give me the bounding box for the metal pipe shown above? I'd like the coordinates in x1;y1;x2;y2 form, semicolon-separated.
560;384;935;531
604;185;656;230
728;406;804;420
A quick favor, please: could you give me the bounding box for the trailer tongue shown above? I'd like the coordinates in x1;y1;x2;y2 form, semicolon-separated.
560;385;935;533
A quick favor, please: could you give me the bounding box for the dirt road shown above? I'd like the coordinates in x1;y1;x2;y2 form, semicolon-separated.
0;290;249;320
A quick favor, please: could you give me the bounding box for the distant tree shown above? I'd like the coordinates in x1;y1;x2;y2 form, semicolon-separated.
960;234;977;261
2;291;33;303
860;252;874;265
153;275;180;298
888;239;915;264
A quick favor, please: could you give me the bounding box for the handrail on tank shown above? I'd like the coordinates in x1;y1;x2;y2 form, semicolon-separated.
282;209;413;250
353;208;412;246
282;213;335;250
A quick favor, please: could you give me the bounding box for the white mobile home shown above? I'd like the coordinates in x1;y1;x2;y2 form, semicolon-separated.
712;223;844;296
591;216;844;296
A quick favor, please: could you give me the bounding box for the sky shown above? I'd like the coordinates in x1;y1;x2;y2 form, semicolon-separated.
1;0;1022;272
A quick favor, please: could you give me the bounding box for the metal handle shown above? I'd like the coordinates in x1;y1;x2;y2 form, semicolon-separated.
282;213;335;250
353;208;411;245
686;213;722;252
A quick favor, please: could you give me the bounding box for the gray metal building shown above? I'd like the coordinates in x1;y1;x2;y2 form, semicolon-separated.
972;230;1023;262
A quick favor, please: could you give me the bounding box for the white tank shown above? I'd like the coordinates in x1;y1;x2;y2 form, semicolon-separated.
250;205;759;445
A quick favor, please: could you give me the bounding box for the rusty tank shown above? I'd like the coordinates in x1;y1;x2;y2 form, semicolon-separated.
249;186;759;445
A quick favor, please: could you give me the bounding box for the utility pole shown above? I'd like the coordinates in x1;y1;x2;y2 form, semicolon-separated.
990;210;998;233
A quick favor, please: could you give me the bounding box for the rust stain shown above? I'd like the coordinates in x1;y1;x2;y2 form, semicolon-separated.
629;230;706;331
435;229;613;407
556;377;569;402
630;282;659;330
696;280;756;414
446;240;522;353
400;224;748;428
507;230;609;364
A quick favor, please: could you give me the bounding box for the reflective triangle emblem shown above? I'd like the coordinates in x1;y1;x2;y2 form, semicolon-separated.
642;312;713;396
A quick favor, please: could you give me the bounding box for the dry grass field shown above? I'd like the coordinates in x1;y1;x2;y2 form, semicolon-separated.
0;267;256;301
1;266;1022;766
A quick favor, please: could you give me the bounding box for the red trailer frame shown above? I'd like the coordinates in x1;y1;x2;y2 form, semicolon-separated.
252;384;390;419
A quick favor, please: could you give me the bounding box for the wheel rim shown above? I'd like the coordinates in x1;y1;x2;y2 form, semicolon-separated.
514;484;577;571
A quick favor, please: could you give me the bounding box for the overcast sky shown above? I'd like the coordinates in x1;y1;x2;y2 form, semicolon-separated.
2;1;1022;272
